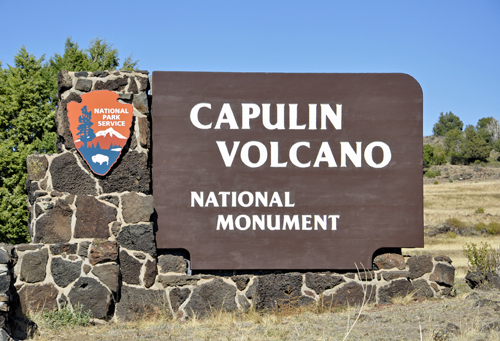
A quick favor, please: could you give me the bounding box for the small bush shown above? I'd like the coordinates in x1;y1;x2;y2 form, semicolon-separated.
425;169;441;178
463;242;500;273
475;222;486;231
38;304;92;330
433;180;439;185
449;178;453;183
445;231;457;239
475;207;485;214
486;222;500;235
446;217;466;229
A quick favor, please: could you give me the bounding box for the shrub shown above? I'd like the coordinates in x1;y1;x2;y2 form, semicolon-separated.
446;217;466;229
425;169;441;178
38;304;92;330
463;242;500;273
433;180;439;185
475;207;485;214
445;231;457;239
486;222;500;235
475;222;486;231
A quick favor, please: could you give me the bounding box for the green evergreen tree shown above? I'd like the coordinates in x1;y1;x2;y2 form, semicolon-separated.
0;38;138;244
432;112;464;136
462;125;490;164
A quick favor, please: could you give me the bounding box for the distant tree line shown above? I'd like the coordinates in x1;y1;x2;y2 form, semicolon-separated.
0;38;137;244
425;112;500;169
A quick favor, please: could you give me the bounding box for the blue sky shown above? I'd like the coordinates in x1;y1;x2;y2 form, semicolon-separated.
1;0;498;136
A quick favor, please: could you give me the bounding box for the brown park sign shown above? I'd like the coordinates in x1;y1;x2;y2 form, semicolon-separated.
152;72;423;270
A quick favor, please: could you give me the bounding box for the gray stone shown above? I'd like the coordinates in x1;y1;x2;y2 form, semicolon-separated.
305;273;344;295
407;255;433;279
0;273;10;293
75;78;92;92
231;275;251;291
323;282;376;307
137;76;149;92
412;279;434;298
18;283;58;313
144;259;157;288
138;116;150;148
75;71;88;77
158;254;187;274
78;241;91;258
51;258;81;288
83;264;91;274
120;251;141;285
116;223;156;256
170;287;190;312
245;279;258;299
185;278;237;318
68;277;112;319
89;240;118;266
98;195;119;207
434;255;452;264
121;193;154;223
254;273;303;310
111;222;121;237
0;250;11;265
430;263;455;287
158;275;200;287
33;199;72;244
26;154;48;181
26;181;41;206
466;271;487;289
377;271;410;281
20;248;48;283
133;252;146;260
50;153;97;195
94;76;128;91
128;77;138;94
58;293;68;307
16;244;40;252
74;196;116;239
92;71;108;78
237;294;251;312
92;263;120;293
357;271;375;281
57;70;72;94
133;92;149;114
378;279;414;304
99;151;151;194
49;243;77;255
485;271;500;289
119;93;133;101
373;253;406;270
115;285;168;322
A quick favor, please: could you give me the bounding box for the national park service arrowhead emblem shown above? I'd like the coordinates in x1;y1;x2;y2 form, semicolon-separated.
67;90;133;176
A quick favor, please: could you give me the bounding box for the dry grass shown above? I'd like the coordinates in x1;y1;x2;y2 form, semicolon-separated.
424;180;500;227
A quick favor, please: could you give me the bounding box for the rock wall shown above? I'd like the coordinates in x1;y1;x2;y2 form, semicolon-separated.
5;70;456;336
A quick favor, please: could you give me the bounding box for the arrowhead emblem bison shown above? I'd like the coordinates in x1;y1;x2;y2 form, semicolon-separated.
67;90;133;176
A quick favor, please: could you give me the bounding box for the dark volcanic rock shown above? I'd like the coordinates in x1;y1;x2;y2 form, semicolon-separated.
378;279;414;304
58;70;72;94
465;271;486;289
137;76;149;92
412;279;434;298
373;253;406;270
231;275;251;291
89;240;118;265
18;283;58;313
115;285;168;321
74;196;116;238
377;271;410;281
144;259;157;288
128;77;138;94
305;273;345;295
78;241;91;258
133;92;149;114
185;278;237;318
323;282;376;307
49;243;77;255
254;273;303;310
20;248;48;283
430;263;455;287
121;192;154;223
56;92;81;151
92;263;120;293
94;76;128;91
407;255;433;279
434;255;452;264
170;287;191;312
69;277;113;319
120;251;141;285
158;254;188;274
158;275;200;287
99;151;151;194
51;257;82;288
75;78;92;92
137;116;150;148
33;199;72;244
50;153;97;195
116;223;156;256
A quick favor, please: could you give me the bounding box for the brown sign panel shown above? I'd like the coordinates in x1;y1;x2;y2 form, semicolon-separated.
152;72;423;270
